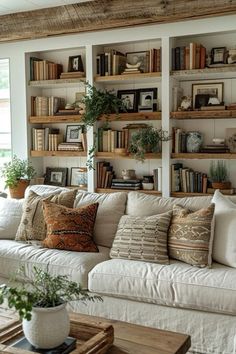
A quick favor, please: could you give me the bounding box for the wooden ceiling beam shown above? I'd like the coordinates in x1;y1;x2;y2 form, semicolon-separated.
0;0;236;43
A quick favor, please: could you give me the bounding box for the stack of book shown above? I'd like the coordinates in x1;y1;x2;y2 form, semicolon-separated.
58;142;83;151
111;179;142;190
200;144;230;153
97;127;129;152
172;127;187;153
171;163;208;193
97;161;115;188
122;67;142;75
172;42;206;71
60;71;85;79
31;96;65;116
55;108;80;116
30;57;63;80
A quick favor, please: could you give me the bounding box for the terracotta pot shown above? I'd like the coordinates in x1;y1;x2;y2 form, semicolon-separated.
212;181;231;190
9;179;30;199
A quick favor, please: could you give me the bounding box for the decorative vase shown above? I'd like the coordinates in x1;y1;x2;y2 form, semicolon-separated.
9;179;30;199
186;131;203;153
22;303;70;349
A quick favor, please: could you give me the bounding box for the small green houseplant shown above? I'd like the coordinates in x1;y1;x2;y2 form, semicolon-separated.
0;266;101;349
1;155;36;198
209;160;231;189
128;126;170;161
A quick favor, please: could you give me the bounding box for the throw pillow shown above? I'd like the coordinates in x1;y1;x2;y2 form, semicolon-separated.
42;201;99;252
168;204;215;267
0;198;24;239
110;211;172;264
15;189;77;241
212;189;236;267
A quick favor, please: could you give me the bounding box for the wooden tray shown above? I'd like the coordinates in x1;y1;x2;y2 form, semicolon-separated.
0;313;114;354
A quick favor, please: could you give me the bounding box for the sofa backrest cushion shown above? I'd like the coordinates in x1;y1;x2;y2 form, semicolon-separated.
126;191;212;216
74;191;127;248
212;190;236;267
0;198;24;239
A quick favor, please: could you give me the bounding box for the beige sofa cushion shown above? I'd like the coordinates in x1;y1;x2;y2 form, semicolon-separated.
74;191;127;248
15;189;77;241
110;211;172;264
126;191;212;216
212;190;236;267
89;258;236;315
0;198;24;239
168;204;215;267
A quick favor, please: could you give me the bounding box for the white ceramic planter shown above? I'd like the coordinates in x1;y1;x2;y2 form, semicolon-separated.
22;303;70;349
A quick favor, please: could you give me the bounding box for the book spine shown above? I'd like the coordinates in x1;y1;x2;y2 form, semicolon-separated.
157;167;162;192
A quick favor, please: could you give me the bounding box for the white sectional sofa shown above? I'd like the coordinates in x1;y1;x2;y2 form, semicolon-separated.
0;184;235;354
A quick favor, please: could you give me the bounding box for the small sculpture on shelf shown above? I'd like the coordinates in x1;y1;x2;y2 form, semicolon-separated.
178;96;192;111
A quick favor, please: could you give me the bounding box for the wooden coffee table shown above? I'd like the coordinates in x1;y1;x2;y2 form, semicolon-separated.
0;308;191;354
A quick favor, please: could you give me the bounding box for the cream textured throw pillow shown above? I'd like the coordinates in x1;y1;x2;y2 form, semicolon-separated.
110;211;172;264
168;204;215;267
212;190;236;267
15;189;77;241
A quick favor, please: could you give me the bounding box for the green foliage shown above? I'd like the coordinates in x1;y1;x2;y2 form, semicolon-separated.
0;266;102;321
209;160;229;182
1;155;36;188
81;83;124;127
128;126;171;161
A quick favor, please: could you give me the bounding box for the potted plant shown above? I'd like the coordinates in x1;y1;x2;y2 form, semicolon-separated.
1;155;36;198
209;160;231;189
128;126;171;161
0;266;102;349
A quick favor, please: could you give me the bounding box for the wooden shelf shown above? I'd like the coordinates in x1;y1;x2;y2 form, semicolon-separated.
172;153;236;159
171;65;236;80
170;110;233;119
31;150;87;157
171;192;211;197
29;78;85;88
96;152;161;159
96;188;161;195
94;72;161;84
98;112;161;121
29;115;83;123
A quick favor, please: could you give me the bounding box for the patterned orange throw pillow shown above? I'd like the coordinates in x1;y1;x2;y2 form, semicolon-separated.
42;201;99;252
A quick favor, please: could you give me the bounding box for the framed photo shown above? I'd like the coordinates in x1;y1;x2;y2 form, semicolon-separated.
211;47;227;64
137;88;157;112
68;55;84;72
70;167;87;187
117;90;137;113
126;51;149;73
192;82;224;109
66;125;82;143
45;167;68;187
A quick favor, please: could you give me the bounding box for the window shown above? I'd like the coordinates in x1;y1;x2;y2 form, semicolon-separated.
0;59;11;191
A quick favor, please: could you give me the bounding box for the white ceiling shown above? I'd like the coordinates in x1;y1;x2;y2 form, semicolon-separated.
0;1;92;15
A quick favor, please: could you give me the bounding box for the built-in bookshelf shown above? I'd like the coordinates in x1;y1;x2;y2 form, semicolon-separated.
23;19;236;195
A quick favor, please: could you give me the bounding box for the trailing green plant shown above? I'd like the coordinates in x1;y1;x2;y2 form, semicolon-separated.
0;265;102;321
209;160;229;182
81;83;125;127
1;155;36;188
128;126;171;161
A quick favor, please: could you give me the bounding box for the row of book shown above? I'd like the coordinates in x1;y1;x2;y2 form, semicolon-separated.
96;48;161;76
172;42;206;71
32;128;87;151
171;163;208;193
96;161;115;188
97;127;129;152
30;57;63;81
31;96;65;116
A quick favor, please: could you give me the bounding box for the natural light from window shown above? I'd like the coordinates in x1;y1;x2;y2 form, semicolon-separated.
0;59;11;191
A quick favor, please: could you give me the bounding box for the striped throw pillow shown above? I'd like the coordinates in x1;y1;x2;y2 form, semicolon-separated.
110;211;172;264
168;204;215;267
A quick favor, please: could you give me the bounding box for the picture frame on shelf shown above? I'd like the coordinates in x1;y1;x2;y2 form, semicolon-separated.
137;88;157;112
117;89;137;113
192;82;224;109
126;51;149;73
210;47;227;64
44;167;68;187
68;55;84;72
70;167;87;187
66;125;82;143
